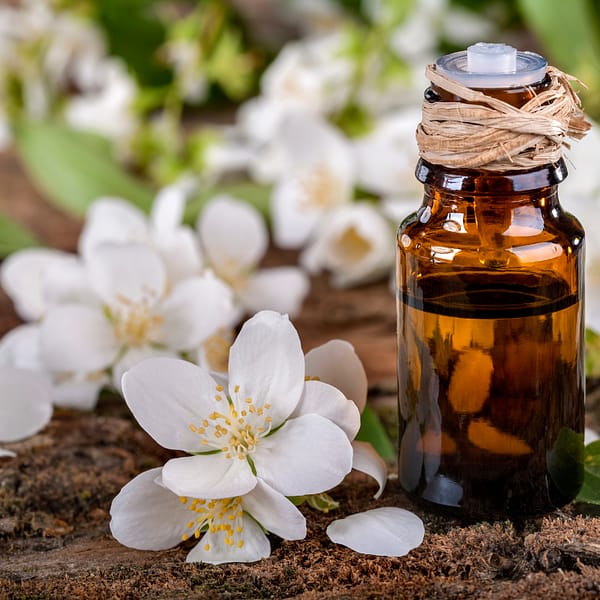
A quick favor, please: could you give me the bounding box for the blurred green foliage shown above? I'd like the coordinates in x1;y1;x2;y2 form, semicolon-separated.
0;215;40;258
517;0;600;119
14;119;154;215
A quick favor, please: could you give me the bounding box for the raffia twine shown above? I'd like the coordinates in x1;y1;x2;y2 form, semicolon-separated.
416;63;591;170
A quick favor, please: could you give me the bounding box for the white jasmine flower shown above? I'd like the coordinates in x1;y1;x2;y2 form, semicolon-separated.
260;34;353;115
0;248;96;321
326;507;424;556
79;180;202;285
40;242;235;393
121;311;356;500
110;468;305;564
64;60;138;151
560;122;600;332
0;323;108;410
353;109;421;197
297;340;387;498
0;365;53;457
300;203;395;287
197;196;309;318
271;112;355;248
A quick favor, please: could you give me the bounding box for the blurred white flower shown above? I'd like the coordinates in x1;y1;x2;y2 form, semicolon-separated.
0;0;132;147
260;33;353;115
271;112;355;248
0;324;108;411
0;248;95;322
326;507;424;556
560;122;600;332
353;109;421;197
121;311;356;500
0;365;53;457
110;469;305;564
233;33;353;184
197;195;309;318
79;180;202;285
301;203;395;287
64;60;138;151
298;340;387;498
40;243;235;393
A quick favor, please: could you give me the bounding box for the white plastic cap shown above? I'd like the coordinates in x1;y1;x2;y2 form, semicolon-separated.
436;42;547;88
467;43;516;73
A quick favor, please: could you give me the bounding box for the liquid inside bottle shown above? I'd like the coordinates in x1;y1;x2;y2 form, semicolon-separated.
397;42;586;519
398;270;584;518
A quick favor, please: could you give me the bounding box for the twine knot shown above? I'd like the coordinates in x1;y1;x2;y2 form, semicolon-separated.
416;63;590;171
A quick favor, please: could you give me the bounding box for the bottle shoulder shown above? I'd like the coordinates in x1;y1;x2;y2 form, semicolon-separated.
397;196;584;269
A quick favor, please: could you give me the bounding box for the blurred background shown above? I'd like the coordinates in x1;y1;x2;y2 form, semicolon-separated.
3;0;600;349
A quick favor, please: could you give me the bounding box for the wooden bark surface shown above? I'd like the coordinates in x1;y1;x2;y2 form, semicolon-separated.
1;152;600;599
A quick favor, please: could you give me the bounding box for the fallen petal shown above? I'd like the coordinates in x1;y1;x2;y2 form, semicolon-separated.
326;507;424;556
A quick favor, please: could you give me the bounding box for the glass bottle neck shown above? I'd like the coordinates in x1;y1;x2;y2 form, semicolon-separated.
415;158;567;195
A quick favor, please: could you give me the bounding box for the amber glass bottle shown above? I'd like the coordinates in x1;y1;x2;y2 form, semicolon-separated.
396;44;585;520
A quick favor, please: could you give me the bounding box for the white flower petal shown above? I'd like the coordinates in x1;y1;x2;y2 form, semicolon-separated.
292;380;360;440
110;467;190;550
228;311;305;425
326;507;424;557
43;258;98;309
154;227;203;284
0;248;78;320
79;197;149;259
304;340;368;413
0;366;52;443
41;305;117;372
0;448;16;458
276;111;354;180
253;413;353;496
352;109;421;197
351;440;388;499
198;196;268;274
0;324;43;370
241;479;306;540
53;376;107;411
270;177;329;249
585;427;600;444
150;182;191;236
112;346;178;394
85;243;166;306
158;275;235;351
186;513;269;564
121;357;221;451
161;454;256;499
243;268;310;318
300;203;395;288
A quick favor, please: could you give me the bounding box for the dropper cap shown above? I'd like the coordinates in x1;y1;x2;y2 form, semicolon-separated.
436;42;547;88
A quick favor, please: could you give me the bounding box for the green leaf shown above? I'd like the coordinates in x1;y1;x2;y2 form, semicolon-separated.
546;427;584;499
96;0;172;87
184;181;271;225
577;440;600;504
355;405;395;461
14;119;154;216
305;492;340;513
0;213;40;257
517;0;600;117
